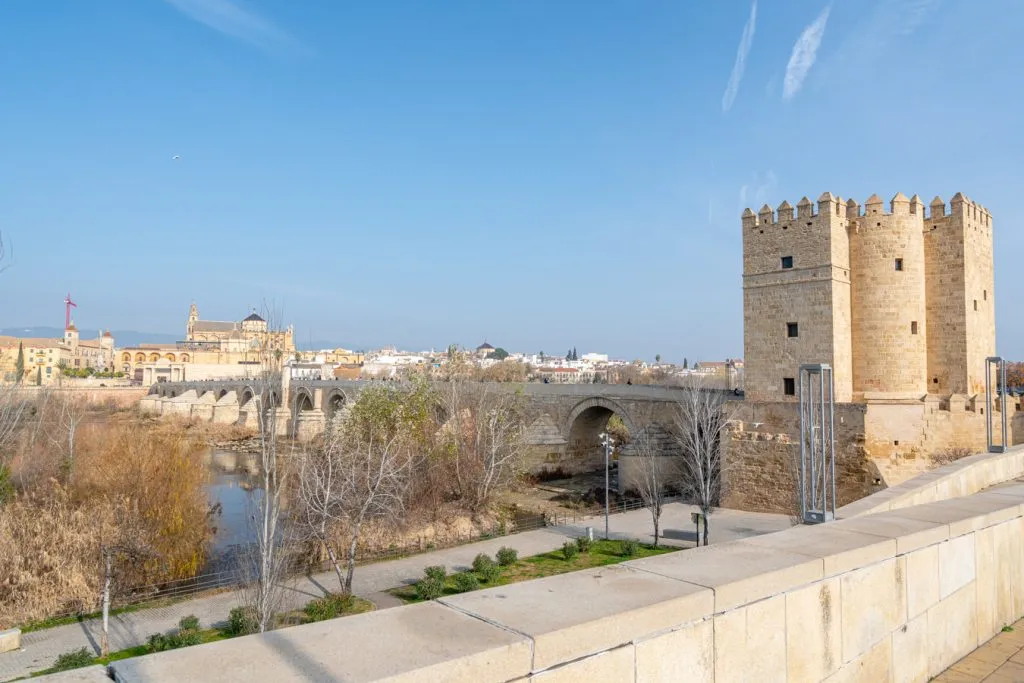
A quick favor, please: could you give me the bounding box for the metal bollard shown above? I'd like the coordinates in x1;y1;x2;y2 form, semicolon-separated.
586;526;594;542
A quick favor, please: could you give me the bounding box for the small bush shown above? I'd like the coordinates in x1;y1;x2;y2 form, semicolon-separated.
472;553;494;574
176;628;202;648
178;615;200;632
621;539;640;557
416;577;445;601
226;606;258;636
147;632;171;652
304;593;354;622
575;536;592;553
424;565;447;582
51;648;93;672
562;541;579;560
496;546;518;566
478;560;502;584
453;572;480;593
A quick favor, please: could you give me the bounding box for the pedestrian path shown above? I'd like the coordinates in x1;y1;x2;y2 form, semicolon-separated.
0;503;793;681
934;618;1024;682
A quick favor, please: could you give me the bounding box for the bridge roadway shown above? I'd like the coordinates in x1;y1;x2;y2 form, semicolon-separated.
141;379;738;475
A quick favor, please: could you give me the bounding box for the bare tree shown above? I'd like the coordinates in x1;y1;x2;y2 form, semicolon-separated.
98;498;154;656
0;384;29;464
673;378;732;546
438;381;528;511
628;427;673;547
239;303;292;633
48;393;88;485
296;429;350;589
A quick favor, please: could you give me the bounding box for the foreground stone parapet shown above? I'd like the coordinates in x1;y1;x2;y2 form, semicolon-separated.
31;666;111;681
108;602;533;683
0;628;19;653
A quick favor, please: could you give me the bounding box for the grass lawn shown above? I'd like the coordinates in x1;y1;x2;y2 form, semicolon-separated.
390;539;677;603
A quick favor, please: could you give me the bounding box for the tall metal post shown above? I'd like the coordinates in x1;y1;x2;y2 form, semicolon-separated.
986;356;1008;453
599;432;613;539
798;364;836;524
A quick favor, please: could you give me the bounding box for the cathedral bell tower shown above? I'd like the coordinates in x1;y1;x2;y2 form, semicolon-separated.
187;302;199;340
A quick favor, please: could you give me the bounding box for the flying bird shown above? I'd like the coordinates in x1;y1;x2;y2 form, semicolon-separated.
172;155;181;160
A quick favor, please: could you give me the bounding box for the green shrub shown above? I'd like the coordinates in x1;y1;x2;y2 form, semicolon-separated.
178;615;200;632
562;541;579;560
226;606;258;636
176;628;202;648
304;593;354;622
472;553;494;574
478;560;502;583
621;539;640;557
416;577;445;601
424;565;447;582
51;648;93;672
453;572;480;593
147;632;171;652
496;546;518;566
575;536;592;553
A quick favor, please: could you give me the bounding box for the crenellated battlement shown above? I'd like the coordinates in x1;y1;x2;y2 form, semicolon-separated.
743;191;992;227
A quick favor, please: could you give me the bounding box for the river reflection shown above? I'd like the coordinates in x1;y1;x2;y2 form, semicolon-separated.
204;450;261;574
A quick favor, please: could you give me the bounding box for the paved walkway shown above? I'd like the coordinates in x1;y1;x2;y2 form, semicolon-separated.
0;503;793;681
935;618;1024;682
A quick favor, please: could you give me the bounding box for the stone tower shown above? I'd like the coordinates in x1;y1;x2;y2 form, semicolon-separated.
187;302;199;340
741;191;995;403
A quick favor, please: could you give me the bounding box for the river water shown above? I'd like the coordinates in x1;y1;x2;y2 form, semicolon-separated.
202;450;261;575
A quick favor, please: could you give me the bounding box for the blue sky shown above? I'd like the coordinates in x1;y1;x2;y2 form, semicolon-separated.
1;0;1021;361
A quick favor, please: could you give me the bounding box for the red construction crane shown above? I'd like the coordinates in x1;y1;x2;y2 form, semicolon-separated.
64;292;76;329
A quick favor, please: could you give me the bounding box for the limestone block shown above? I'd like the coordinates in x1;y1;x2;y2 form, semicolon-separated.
824;638;892;683
745;525;896;579
834;513;948;555
926;583;979;677
530;645;634;683
634;619;713;683
713;593;786;683
0;627;20;653
627;540;822;612
891;613;929;683
904;544;939;620
839;557;907;664
785;578;842;681
108;602;532;683
892;497;1018;539
440;564;712;672
975;520;1022;642
938;534;975;599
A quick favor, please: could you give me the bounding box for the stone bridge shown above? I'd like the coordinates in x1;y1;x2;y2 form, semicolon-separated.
139;379;738;478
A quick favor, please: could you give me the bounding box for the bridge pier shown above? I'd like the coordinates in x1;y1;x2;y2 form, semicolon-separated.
294;409;326;441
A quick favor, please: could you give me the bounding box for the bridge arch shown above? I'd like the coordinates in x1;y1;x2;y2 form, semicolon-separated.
324;389;347;423
239;387;256;408
293;388;315;413
564;397;636;471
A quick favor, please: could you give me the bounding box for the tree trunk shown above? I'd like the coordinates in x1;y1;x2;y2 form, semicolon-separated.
325;541;345;593
343;523;361;595
101;552;112;657
652;513;660;548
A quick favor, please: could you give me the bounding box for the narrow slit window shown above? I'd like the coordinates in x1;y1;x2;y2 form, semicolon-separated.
783;377;796;396
781;256;793;269
787;322;799;338
974;300;978;311
895;258;904;271
911;321;918;335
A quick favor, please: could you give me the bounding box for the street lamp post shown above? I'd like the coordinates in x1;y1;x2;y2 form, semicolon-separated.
599;431;614;540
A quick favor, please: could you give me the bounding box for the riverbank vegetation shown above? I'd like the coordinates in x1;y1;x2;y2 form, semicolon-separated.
0;391;216;629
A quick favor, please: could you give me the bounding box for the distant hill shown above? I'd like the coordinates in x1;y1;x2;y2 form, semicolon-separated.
0;327;179;347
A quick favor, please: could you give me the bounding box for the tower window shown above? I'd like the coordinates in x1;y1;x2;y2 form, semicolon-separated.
984;290;987;300
895;258;903;271
783;377;796;396
787;322;799;338
781;256;794;269
911;321;918;335
974;300;978;311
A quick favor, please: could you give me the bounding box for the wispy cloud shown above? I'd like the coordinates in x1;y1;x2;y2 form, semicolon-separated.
164;0;290;50
783;5;831;100
721;1;758;112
